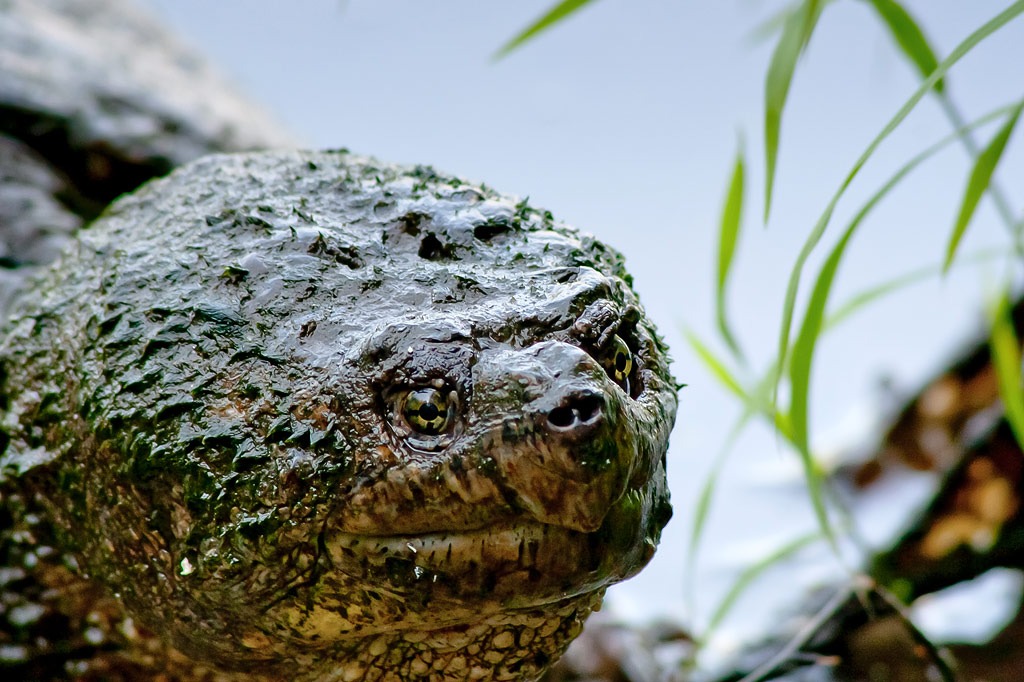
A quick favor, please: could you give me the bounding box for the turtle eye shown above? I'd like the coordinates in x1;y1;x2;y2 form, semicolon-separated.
602;335;634;393
402;387;451;435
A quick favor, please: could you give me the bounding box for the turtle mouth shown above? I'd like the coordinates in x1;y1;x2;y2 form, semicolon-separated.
320;488;657;609
323;521;599;606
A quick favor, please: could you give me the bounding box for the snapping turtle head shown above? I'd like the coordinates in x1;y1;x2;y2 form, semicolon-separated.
0;150;677;681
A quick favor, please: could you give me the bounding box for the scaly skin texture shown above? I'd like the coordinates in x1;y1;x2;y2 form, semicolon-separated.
0;149;677;681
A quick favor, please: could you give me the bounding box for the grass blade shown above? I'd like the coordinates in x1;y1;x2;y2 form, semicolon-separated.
748;1;800;44
788;224;855;550
826;247;1005;330
944;100;1024;272
789;231;853;454
790;99;1021;452
494;0;599;60
773;3;1024;407
821;101;1021;327
751;360;795;440
700;532;820;645
869;0;1018;246
685;329;749;403
749;0;838;44
716;139;747;360
686;411;752;615
866;0;944;92
990;293;1024;450
687;412;752;559
827;267;935;331
785;100;1023;548
764;0;822;223
688;462;722;565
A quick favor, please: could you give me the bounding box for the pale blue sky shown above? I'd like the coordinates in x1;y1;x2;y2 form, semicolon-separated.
138;0;1024;655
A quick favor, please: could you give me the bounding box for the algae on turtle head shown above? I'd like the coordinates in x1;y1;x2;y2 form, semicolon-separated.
0;149;676;681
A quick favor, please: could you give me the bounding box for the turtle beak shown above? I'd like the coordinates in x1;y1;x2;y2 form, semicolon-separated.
472;341;637;532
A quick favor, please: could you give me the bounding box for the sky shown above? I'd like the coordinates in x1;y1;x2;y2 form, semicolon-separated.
136;0;1024;658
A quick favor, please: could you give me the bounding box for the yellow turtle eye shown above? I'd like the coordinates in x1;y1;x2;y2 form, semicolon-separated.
603;335;633;390
402;388;450;435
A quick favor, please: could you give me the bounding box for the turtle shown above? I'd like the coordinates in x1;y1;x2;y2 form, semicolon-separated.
0;2;677;681
0;148;676;682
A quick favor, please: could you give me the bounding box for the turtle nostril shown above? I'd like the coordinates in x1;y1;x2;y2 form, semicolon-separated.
545;392;605;433
548;406;575;428
574;395;602;424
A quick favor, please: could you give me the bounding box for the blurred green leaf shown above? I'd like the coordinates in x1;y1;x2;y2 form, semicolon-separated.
990;293;1024;450
827;250;995;327
752;361;795;440
716;140;747;360
944;100;1024;272
685;330;749;403
773;3;1024;410
685;330;794;442
749;2;799;44
687;412;751;611
788;224;855;550
764;0;822;223
689;462;721;565
791;99;1021;451
825;249;1004;330
494;0;599;60
789;233;851;454
750;0;840;44
821;101;1021;328
825;269;929;330
701;532;820;645
785;99;1022;549
867;0;943;92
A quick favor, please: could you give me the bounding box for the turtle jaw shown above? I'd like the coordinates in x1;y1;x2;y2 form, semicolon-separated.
278;471;668;645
